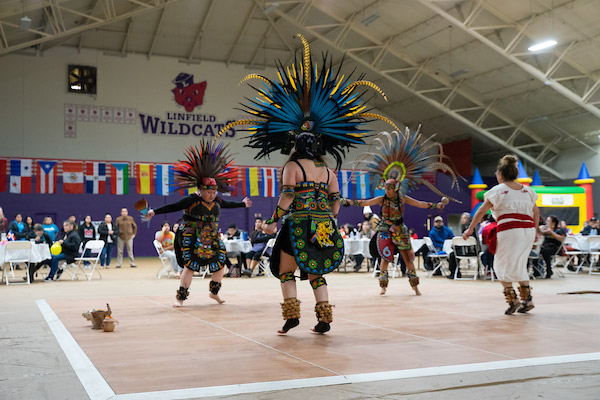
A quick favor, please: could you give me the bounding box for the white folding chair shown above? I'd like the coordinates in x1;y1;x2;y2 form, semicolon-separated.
528;235;545;279
549;244;566;278
586;236;600;275
451;236;480;280
153;240;173;279
563;236;588;273
423;236;449;277
257;238;276;277
2;241;32;285
73;240;105;281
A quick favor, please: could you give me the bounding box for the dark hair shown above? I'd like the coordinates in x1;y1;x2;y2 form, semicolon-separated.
33;223;43;232
497;155;519;181
255;217;263;222
547;215;559;229
228;224;237;229
105;213;111;217
69;214;76;218
161;221;170;228
63;220;75;228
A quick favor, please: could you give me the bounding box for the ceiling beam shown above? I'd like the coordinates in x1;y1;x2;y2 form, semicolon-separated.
271;7;564;179
226;2;258;66
147;7;167;59
187;0;216;61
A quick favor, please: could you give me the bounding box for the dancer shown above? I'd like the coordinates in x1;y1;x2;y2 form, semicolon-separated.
463;155;539;314
344;128;459;295
216;34;396;334
146;140;251;307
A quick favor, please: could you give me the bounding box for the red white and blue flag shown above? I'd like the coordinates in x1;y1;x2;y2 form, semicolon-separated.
85;162;106;194
36;160;57;194
10;159;32;194
6;231;15;241
261;168;278;197
338;170;353;198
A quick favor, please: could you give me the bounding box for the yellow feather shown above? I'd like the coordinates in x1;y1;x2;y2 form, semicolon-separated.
239;74;271;86
216;120;263;139
323;68;330;89
357;113;399;131
296;34;311;89
342;81;388;101
330;75;345;96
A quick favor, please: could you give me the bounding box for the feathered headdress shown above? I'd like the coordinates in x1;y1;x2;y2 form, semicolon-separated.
216;34;398;169
173;139;237;193
357;127;461;202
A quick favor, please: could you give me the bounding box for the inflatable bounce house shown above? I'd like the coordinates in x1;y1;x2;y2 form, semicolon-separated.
470;162;594;233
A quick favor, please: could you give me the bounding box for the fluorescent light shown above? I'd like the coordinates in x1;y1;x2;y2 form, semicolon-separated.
263;2;279;15
19;16;31;30
528;40;557;52
449;68;469;78
361;13;380;26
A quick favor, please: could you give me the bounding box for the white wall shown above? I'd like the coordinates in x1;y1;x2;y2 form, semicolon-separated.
0;47;392;169
551;145;600;180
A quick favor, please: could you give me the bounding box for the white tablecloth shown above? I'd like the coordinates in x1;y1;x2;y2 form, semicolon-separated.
0;242;51;264
343;238;371;258
223;240;252;253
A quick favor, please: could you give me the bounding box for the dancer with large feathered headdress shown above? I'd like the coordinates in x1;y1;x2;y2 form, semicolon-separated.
144;140;252;307
343;126;460;295
217;34;397;334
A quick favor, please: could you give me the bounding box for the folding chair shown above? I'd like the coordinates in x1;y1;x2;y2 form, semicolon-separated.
2;241;32;285
153;240;173;279
451;236;480;280
586;236;600;275
563;236;588;274
73;240;105;281
255;238;275;277
548;244;566;278
527;235;545;279
423;236;449;277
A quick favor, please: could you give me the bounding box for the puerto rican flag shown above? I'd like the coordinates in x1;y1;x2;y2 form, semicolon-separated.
85;162;106;194
36;161;57;194
10;159;32;194
63;161;84;194
155;164;174;196
261;168;278;197
338;170;353;198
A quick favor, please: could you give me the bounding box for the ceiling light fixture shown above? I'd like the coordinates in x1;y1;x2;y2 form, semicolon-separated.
19;15;31;30
528;40;557;52
449;68;469;78
361;13;380;26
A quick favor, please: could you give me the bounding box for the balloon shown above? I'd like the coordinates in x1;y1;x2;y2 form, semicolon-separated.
50;242;62;256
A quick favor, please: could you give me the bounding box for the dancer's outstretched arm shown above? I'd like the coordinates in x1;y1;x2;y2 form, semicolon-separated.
404;196;447;210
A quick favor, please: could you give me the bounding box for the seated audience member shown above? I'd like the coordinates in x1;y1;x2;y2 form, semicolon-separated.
155;221;182;278
360;220;375;239
537;215;566;279
223;223;246;269
559;221;573;235
8;213;27;240
23;216;34;238
44;220;81;282
248;217;263;242
480;215;497;276
363;206;373;222
448;212;480;279
243;221;276;277
25;224;53;282
60;214;79;236
98;213;117;268
409;228;418;239
0;207;7;234
42;217;60;241
424;216;454;273
78;215;97;266
580;218;598;235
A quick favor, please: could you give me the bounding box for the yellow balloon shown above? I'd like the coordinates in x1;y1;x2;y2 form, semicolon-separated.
50;242;62;256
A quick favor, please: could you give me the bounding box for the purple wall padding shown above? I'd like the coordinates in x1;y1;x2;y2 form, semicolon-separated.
0;172;470;256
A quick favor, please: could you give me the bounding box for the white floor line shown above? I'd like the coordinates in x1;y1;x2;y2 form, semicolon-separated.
37;298;600;400
36;299;115;400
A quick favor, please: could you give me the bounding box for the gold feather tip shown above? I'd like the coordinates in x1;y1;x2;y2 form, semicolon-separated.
343;81;388;101
215;119;263;140
296;33;311;89
239;74;271;86
358;113;400;131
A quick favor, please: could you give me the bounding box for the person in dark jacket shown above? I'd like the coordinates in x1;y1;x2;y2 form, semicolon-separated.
44;220;81;281
26;224;53;282
23;216;34;238
78;215;97;266
7;213;27;240
98;213;118;268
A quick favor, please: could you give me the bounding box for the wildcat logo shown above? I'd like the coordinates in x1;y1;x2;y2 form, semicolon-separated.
172;73;207;112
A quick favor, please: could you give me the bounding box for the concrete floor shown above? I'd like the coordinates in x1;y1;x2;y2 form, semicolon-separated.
1;259;599;400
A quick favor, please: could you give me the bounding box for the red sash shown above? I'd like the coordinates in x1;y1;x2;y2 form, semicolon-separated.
496;213;535;233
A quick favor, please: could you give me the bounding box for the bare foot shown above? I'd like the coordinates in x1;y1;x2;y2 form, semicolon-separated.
380;287;387;295
412;286;421;296
173;299;184;308
209;293;225;304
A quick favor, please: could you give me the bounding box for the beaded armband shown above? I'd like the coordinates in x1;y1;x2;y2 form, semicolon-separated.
427;202;439;209
329;192;341;202
281;185;295;198
265;205;288;224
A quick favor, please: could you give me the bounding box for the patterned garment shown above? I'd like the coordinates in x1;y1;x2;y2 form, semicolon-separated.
372;194;412;260
272;181;344;276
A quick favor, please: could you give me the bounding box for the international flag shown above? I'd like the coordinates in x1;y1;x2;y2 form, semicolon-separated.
62;161;84;194
136;163;154;195
374;187;385;197
221;167;239;197
155;164;174;196
261;167;278;197
0;159;6;192
185;187;198;196
242;167;259;197
36;160;57;194
7;231;15;241
10;159;32;194
110;163;129;195
355;172;370;199
85;162;106;194
338;170;353;198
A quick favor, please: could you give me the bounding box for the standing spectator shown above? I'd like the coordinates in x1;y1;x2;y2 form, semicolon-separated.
44;220;81;281
537;215;566;279
115;208;137;268
78;215;96;266
0;207;7;234
243;221;276;277
98;213;117;268
42;217;60;241
8;213;27;240
60;214;79;236
155;221;182;278
26;224;53;282
23;216;34;238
